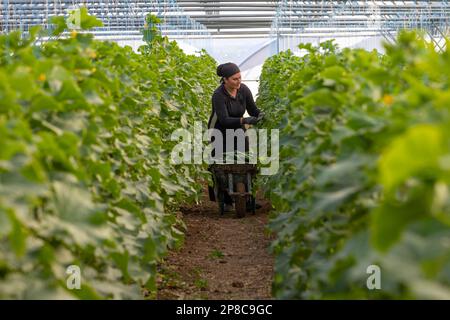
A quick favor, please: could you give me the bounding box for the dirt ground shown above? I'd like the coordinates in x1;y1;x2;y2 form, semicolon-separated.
157;185;274;300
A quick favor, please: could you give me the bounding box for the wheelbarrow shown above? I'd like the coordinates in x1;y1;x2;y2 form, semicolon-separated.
209;163;258;218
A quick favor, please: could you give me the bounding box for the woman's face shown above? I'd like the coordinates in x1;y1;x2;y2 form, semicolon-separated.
224;72;241;90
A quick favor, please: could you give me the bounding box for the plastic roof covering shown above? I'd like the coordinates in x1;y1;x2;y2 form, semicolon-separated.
0;0;280;37
271;1;450;34
270;1;449;51
0;1;449;38
176;1;449;37
176;0;279;35
0;0;211;38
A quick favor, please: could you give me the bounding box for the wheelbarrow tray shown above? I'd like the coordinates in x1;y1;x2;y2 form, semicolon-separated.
209;164;258;217
210;164;258;175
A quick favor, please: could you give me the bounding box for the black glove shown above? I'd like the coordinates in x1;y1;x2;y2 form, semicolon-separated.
243;116;259;125
257;112;265;121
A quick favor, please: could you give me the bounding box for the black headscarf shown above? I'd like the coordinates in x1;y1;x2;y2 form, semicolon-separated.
216;62;240;79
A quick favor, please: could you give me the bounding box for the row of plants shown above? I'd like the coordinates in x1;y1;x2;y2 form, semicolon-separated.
257;31;450;299
0;9;217;299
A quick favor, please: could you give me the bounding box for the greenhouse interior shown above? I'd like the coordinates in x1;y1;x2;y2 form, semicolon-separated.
1;1;450;302
2;1;449;92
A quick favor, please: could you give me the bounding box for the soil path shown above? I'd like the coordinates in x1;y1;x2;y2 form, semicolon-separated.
157;186;274;300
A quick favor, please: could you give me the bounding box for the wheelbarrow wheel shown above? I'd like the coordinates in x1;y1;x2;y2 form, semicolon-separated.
235;182;246;218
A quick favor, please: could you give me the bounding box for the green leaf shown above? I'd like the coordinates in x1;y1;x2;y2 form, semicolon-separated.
49;16;68;36
78;7;104;30
6;209;27;257
379;124;446;194
371;183;434;252
50;180;107;226
311;185;361;217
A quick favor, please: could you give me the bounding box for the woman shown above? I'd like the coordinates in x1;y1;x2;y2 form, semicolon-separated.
207;62;262;157
207;62;264;211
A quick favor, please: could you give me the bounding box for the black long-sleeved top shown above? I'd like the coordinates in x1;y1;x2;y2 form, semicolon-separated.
207;83;261;158
208;83;261;132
